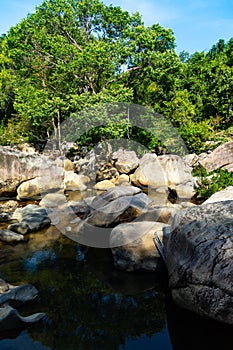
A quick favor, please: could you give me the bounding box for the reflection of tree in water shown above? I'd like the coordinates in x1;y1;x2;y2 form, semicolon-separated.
14;238;167;350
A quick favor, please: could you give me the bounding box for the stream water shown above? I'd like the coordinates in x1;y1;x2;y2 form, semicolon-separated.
0;225;232;350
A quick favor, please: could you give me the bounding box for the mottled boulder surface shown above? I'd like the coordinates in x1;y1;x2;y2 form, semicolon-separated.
199;141;233;172
166;200;233;325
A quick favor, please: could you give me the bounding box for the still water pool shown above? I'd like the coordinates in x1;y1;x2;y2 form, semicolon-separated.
0;226;232;350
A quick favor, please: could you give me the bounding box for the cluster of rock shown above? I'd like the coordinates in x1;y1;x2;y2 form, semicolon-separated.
0;141;233;326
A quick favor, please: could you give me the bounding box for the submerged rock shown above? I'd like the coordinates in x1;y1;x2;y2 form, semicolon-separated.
8;222;29;235
0;282;39;305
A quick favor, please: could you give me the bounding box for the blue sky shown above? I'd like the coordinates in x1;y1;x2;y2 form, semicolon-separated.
0;0;232;54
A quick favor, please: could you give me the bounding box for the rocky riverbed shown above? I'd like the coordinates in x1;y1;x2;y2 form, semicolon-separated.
0;141;233;331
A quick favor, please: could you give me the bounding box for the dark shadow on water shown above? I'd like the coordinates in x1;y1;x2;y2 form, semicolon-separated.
166;295;233;350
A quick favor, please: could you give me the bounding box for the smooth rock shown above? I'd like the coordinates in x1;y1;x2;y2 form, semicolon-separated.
17;175;64;200
39;193;67;208
0;304;45;331
63;158;74;171
111;221;170;271
91;185;141;210
166;200;233;325
87;192;152;227
94;180;115;190
0;229;25;243
137;206;178;224
0;282;39;305
118;174;130;184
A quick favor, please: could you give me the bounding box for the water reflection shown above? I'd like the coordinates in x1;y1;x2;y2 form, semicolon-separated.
1;227;232;350
0;230;169;350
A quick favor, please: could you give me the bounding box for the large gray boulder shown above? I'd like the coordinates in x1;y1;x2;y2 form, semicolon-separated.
111;221;170;271
166;200;233;325
87;192;151;227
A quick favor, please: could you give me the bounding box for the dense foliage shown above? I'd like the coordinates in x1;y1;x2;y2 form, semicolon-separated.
0;0;232;152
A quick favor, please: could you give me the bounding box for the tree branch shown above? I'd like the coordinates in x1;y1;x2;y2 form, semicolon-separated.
61;29;83;52
103;65;145;88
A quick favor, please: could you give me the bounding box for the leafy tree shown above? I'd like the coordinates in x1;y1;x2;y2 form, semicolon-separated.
0;0;178;147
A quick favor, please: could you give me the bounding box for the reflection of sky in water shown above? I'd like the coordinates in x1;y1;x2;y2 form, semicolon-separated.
120;323;172;350
0;330;50;350
0;325;171;350
23;250;56;272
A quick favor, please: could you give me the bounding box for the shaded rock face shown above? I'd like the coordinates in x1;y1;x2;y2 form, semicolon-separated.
166;201;233;325
111;221;170;271
199;141;233;172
